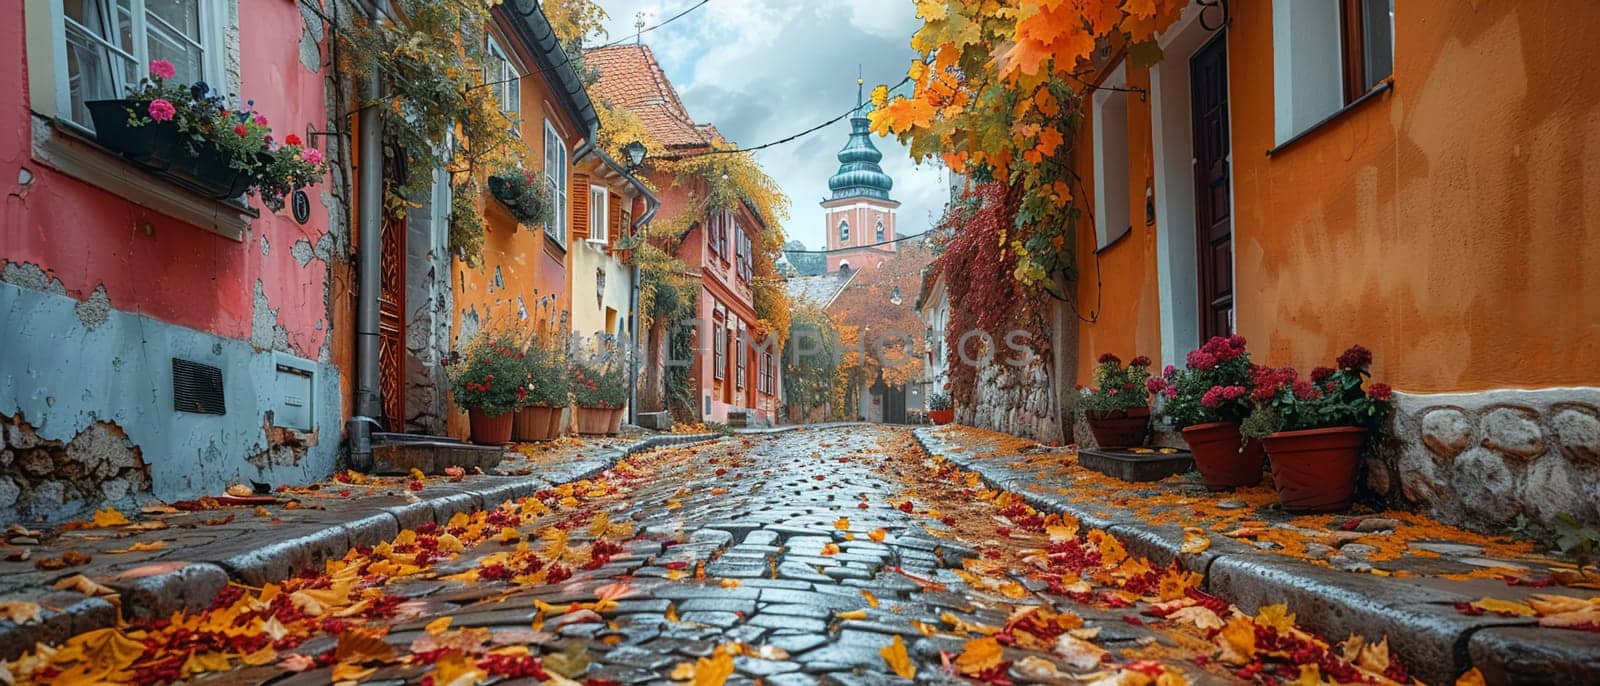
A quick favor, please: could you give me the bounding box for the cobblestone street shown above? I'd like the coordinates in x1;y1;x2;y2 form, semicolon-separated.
155;424;1361;686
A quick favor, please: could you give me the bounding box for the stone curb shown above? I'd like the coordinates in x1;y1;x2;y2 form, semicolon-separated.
909;427;1600;686
0;428;787;660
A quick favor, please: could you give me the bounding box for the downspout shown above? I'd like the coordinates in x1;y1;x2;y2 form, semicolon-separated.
574;130;659;426
348;0;387;470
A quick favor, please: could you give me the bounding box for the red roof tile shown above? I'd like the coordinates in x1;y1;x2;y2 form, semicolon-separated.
585;44;713;150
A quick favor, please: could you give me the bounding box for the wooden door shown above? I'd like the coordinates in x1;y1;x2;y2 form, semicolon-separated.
378;151;407;431
1190;33;1234;339
882;384;907;425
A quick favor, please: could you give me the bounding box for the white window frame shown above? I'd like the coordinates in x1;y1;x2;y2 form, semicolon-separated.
588;185;608;245
543;119;568;247
875;219;885;242
838;219;849;243
1091;62;1131;250
39;0;227;132
485;34;521;124
1271;0;1344;145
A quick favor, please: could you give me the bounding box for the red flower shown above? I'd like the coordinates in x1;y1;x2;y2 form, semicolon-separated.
1097;352;1122;366
1310;366;1335;383
1367;383;1392;400
1145;377;1167;394
284;134;303;146
1337;345;1373;371
1129;355;1151;368
1292;380;1322;400
1186;350;1217;370
233;124;248;137
1227;334;1247;349
1201;386;1225;409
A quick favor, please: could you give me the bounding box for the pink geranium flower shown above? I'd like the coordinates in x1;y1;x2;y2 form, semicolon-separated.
150;59;176;80
147;98;176;122
300;148;324;165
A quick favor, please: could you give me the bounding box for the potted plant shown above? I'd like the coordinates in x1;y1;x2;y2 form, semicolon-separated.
1080;354;1154;448
570;346;629;435
449;332;526;445
928;391;954;425
1241;345;1392;513
486;167;551;228
86;60;327;207
1152;335;1265;489
512;340;568;441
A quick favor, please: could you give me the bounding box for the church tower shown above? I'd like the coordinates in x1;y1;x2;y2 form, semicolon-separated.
822;75;900;273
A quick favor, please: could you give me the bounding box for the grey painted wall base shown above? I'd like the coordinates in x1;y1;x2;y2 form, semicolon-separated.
0;282;342;521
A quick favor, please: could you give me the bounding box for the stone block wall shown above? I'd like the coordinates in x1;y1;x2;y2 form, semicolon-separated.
1368;388;1600;531
956;360;1062;443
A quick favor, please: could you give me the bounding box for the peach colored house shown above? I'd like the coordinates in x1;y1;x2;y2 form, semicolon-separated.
1068;0;1600;530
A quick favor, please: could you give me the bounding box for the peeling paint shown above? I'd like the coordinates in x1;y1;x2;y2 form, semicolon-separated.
0;411;152;523
250;280;292;353
0;261;66;295
291;239;315;267
73;284;111;330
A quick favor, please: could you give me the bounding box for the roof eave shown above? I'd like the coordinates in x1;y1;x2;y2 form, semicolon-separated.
502;1;598;133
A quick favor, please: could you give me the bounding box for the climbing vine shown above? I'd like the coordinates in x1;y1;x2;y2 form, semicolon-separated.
783;304;840;417
935;183;1052;407
870;0;1185;295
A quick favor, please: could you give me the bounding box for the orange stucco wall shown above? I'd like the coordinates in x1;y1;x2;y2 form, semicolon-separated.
1226;1;1600;391
1073;1;1600;393
1073;62;1165;384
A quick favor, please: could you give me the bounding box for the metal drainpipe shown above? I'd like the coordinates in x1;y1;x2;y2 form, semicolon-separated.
629;185;659;426
347;0;387;471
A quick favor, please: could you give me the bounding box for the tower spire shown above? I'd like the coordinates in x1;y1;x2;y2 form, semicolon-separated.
856;64;863;109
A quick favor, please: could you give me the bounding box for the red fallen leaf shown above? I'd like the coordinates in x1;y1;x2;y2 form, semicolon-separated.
1122;616;1143;626
898;502;915;513
715;468;727;476
665;561;689;570
813;475;826;481
408;480;425;491
1454;601;1485;616
858;503;869;509
338;489;352;497
444;466;466;482
1340;518;1363;531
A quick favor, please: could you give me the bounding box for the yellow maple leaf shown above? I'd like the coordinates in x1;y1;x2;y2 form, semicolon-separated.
861;590;879;608
719;578;741;588
1469;597;1538;617
690;649;735;686
879;635;916;679
92;506;130;528
1286;663;1328;686
1215;614;1258;665
821;543;841;556
955;636;1004;675
1168;605;1224;630
837;609;869;620
431;651;487;686
1255;604;1297;632
835;517;850;530
424;616;453;635
869;528;888;542
1181;528;1211;554
1455;667;1487;686
108;540;168;554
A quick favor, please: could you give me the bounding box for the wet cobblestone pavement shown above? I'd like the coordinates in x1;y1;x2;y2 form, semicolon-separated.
10;425;1447;684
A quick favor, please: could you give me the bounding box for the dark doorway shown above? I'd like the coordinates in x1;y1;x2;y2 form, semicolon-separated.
1190;32;1234;340
881;384;908;424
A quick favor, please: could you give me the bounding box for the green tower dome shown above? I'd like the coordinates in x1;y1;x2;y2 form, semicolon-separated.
827;116;894;201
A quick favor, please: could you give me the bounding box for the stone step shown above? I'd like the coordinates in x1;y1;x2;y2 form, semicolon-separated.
370;434;504;475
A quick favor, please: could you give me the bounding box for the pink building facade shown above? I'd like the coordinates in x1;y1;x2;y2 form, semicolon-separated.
1;1;343;521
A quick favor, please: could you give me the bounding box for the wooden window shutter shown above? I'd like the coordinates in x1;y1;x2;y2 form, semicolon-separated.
608;191;623;249
571;172;591;241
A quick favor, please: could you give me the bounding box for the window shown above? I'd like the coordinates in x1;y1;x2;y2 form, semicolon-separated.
735;326;747;389
588;185;608;243
1091;63;1131;249
838;220;849;242
708;213;724;258
485;35;520;120
712;316;726;380
734;226;751;282
875;219;885;242
60;0;218;131
543;120;568;245
1339;0;1394;102
1272;0;1393;144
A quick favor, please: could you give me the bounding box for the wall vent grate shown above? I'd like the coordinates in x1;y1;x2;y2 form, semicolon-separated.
173;358;226;415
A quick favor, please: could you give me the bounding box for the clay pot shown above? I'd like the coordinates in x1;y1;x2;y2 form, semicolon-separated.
1262;426;1366;513
467;408;514;445
513;406;558;441
576;406;622;435
1084;406;1151;448
929;409;955;425
1181;421;1265;490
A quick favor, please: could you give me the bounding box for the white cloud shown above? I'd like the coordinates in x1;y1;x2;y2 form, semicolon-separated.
588;0;947;250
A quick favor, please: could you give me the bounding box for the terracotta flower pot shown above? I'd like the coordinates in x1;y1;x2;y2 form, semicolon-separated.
1181;421;1265;490
1263;426;1366;513
467;408;514;445
929;409;955;425
576;406;621;435
1084;406;1151;448
513;406;558;441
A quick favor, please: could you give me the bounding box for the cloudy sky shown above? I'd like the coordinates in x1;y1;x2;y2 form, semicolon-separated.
590;0;949;250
